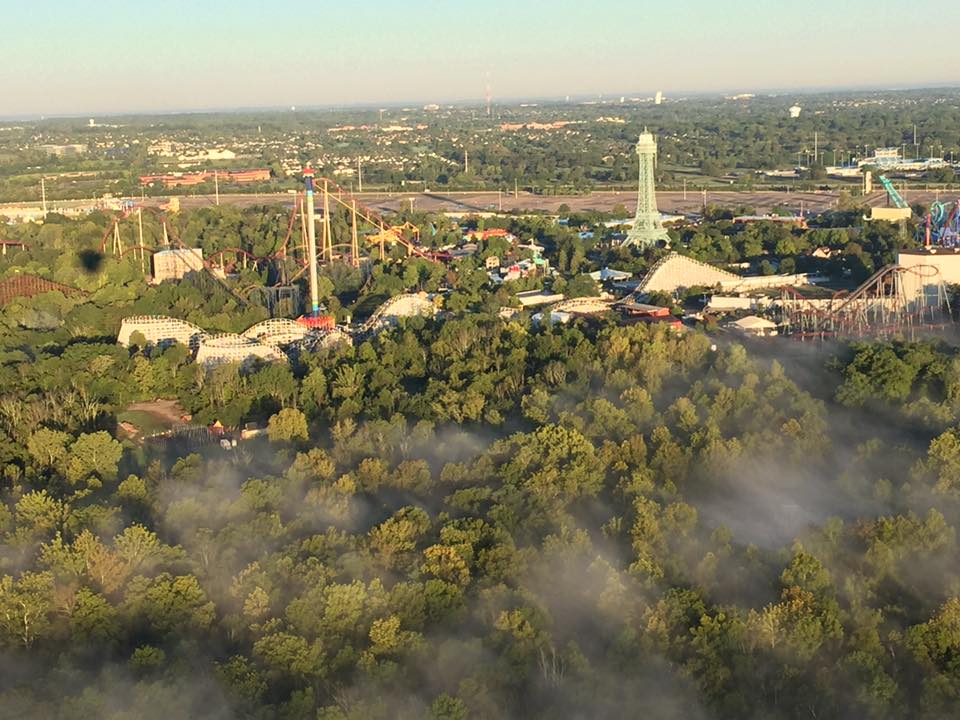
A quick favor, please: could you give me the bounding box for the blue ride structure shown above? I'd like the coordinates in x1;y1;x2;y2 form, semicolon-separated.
923;199;960;247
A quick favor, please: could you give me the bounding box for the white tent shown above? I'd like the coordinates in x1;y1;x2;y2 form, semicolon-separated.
729;315;778;337
588;267;633;282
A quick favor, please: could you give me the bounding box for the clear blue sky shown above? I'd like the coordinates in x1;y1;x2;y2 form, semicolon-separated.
2;0;957;116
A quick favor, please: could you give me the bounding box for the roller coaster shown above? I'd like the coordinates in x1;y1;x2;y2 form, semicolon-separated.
0;273;86;307
298;183;446;267
0;240;29;255
241;318;310;346
360;292;438;333
117;289;437;368
99;175;441;282
779;263;951;339
98;201;300;283
878;175;910;210
874;176;959;252
98;206;176;268
924;200;960;248
90;173;451;326
549;297;616;314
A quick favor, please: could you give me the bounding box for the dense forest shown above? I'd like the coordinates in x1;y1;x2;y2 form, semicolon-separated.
2;206;960;718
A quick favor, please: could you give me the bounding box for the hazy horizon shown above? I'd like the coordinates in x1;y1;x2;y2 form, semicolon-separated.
4;81;960;122
3;0;958;117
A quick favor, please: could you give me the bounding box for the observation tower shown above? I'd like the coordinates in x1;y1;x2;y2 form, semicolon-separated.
624;129;670;249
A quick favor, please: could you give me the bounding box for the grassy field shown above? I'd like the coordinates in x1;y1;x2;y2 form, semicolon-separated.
116;409;172;436
118;399;186;437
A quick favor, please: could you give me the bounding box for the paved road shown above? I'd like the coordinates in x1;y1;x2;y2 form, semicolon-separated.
144;188;956;216
10;188;954;218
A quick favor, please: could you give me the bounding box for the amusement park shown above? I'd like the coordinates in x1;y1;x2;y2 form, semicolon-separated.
27;131;958;362
105;165;460;367
5;128;960;368
9;3;960;713
767;174;960;340
924;198;960;247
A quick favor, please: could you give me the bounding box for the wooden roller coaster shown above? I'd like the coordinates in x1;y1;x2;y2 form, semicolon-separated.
0;273;86;307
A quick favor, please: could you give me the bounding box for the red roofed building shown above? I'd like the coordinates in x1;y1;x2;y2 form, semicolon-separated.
228;169;270;183
619;299;682;329
139;169;271;188
465;228;512;242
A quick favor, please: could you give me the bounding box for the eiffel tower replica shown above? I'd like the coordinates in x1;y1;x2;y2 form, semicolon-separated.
624;129;670;249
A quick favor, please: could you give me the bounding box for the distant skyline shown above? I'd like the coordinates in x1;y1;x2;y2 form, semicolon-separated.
3;0;958;117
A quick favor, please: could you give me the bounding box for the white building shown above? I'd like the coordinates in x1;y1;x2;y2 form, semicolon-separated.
515;290;565;307
729;315;778;337
588;267;633;283
532;310;572;326
152;248;204;282
707;296;761;313
178;148;237;163
38;143;87;156
896;248;960;308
